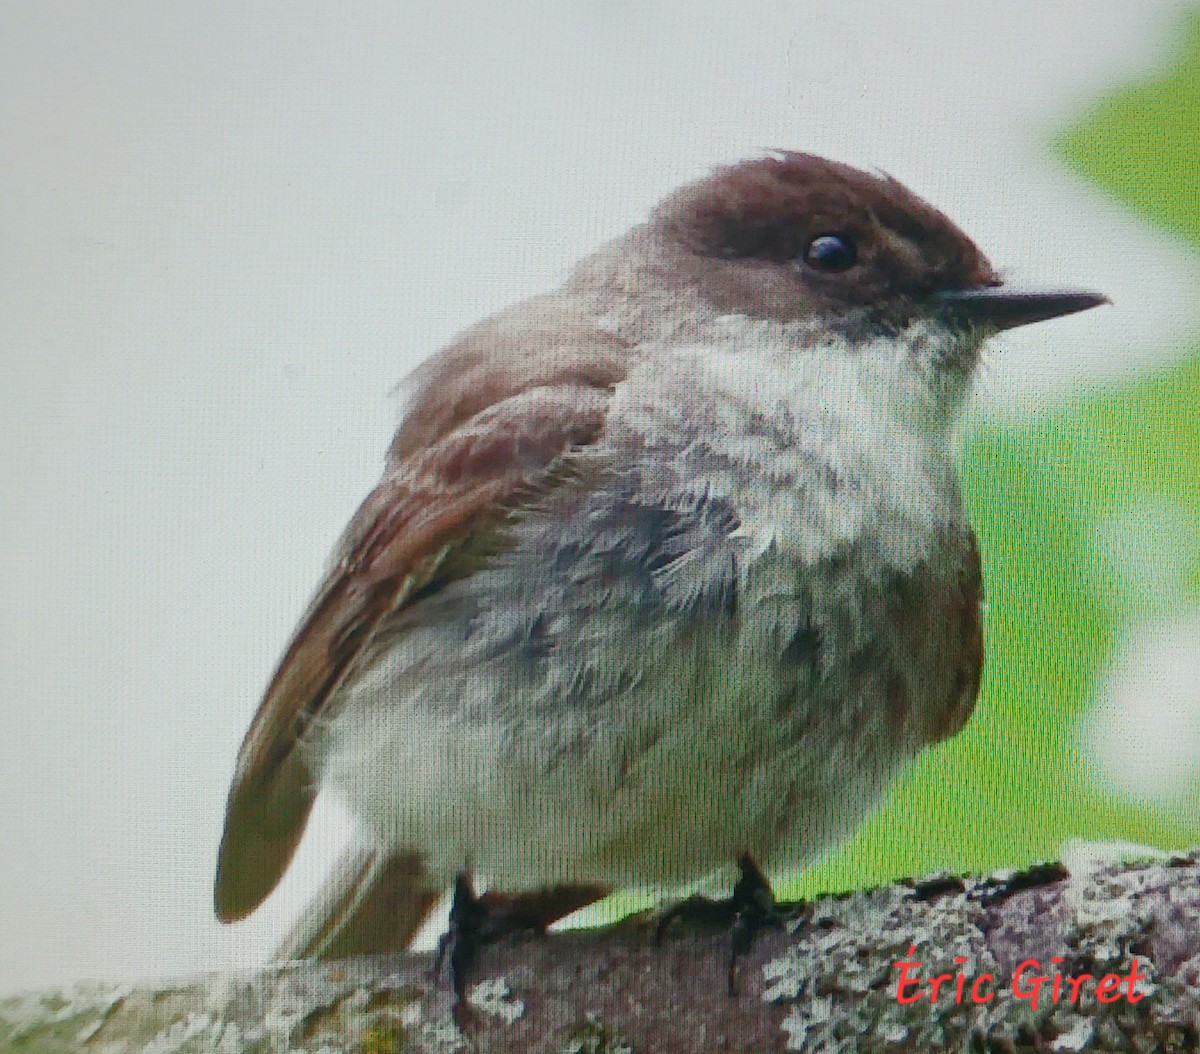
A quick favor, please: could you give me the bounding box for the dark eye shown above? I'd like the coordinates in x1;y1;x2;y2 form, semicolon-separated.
803;233;857;272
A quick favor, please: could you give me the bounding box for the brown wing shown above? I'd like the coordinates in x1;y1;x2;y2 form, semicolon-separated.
214;357;621;922
923;527;985;745
881;526;984;748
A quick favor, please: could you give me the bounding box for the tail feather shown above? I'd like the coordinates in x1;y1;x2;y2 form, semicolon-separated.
274;841;441;960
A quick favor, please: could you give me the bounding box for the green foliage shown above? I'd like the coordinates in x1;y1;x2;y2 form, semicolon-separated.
794;12;1200;897
1061;13;1200;241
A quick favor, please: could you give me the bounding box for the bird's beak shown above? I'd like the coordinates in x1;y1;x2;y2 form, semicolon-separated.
934;287;1110;331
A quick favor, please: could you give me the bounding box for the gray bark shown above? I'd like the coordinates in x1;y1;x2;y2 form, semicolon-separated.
3;849;1199;1053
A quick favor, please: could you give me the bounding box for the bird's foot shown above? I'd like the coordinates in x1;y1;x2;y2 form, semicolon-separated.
657;854;792;995
727;855;791;992
433;877;606;1025
432;875;486;1026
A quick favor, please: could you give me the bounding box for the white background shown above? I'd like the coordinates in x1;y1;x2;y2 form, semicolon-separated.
2;0;1198;993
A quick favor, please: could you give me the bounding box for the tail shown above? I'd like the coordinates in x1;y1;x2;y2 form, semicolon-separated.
274;840;441;960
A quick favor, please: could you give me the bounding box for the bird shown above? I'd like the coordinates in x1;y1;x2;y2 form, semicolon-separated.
214;151;1107;994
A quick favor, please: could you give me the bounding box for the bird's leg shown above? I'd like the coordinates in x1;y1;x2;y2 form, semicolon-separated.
657;854;791;995
433;877;607;1021
726;854;788;994
433;874;487;1021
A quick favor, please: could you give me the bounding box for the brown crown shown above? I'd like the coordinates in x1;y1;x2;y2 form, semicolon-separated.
652;152;999;308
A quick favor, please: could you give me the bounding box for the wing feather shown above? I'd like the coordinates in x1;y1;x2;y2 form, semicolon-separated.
214;378;617;921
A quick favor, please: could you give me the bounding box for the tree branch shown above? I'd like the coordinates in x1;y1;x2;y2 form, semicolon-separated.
4;849;1200;1052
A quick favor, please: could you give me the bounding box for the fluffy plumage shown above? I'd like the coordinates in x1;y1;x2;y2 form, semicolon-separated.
215;152;1102;957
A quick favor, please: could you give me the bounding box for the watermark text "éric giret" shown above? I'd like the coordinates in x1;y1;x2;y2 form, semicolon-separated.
892;947;1149;1010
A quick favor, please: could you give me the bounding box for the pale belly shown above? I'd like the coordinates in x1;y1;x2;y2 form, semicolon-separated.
318;538;931;893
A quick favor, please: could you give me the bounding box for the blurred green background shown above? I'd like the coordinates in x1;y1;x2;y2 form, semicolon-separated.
796;12;1200;897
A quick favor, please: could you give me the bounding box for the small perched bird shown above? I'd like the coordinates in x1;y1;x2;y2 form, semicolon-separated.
214;152;1107;986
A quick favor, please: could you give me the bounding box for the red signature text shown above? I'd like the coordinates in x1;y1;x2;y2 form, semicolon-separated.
892;947;1149;1010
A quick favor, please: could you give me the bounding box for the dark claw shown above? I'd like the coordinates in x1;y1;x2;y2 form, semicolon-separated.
431;875;551;1026
726;854;789;995
432;874;488;1024
656;854;791;996
655;893;737;943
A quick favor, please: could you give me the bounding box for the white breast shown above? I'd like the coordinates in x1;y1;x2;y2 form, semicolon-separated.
614;328;964;569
